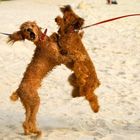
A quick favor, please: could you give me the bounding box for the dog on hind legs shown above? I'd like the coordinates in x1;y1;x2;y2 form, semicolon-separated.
8;21;70;136
55;5;100;113
8;5;101;135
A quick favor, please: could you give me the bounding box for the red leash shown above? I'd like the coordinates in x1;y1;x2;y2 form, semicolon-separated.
81;14;140;29
0;14;140;36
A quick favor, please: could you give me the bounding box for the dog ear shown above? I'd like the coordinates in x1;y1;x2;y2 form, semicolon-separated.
60;5;72;13
73;18;84;30
7;31;24;44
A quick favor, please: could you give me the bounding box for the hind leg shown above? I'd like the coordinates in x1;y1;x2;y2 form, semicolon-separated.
22;104;31;135
68;73;80;97
86;90;100;113
20;91;41;136
28;95;41;136
80;86;99;113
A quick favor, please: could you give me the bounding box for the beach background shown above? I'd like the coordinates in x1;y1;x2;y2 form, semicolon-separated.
0;0;140;139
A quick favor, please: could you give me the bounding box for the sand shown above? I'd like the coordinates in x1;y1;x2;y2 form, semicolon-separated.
0;0;140;139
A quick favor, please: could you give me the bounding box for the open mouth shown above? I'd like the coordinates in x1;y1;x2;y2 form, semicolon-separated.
26;28;36;40
30;32;35;40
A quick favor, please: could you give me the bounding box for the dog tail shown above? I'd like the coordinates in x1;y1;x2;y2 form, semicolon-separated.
10;91;19;101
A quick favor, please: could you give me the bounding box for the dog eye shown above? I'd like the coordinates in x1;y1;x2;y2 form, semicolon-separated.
27;28;30;32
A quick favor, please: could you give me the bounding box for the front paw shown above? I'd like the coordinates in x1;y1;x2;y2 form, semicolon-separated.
55;16;63;26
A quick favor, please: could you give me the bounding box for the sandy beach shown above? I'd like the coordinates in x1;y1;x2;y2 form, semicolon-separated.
0;0;140;139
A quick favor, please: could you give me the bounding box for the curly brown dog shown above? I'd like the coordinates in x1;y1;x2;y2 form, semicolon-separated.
9;21;70;136
55;5;100;113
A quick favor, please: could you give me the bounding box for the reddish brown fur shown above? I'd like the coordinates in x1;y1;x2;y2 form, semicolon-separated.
9;6;100;136
55;5;100;113
9;21;70;136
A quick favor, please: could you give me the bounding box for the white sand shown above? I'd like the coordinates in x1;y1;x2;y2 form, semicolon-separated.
0;0;140;139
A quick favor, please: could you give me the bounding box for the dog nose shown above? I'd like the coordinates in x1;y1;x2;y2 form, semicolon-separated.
27;28;33;32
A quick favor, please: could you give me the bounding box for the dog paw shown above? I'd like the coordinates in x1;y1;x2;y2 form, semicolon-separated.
90;102;100;113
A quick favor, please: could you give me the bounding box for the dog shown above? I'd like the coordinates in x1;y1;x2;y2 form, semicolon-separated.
8;6;100;135
9;21;70;136
55;5;100;113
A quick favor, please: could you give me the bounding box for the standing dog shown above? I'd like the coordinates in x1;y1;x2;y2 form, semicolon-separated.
9;6;100;136
9;21;69;136
55;5;100;113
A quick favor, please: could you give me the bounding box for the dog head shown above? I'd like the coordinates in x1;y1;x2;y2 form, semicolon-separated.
20;21;41;42
55;5;84;33
8;21;42;44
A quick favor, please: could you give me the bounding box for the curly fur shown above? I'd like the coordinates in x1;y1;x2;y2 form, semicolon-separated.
9;21;70;136
9;6;101;136
55;5;100;113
